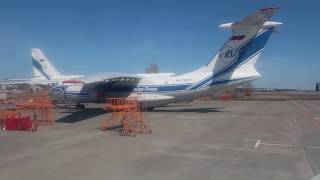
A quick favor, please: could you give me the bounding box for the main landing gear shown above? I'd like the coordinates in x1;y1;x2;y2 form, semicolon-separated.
146;107;154;111
76;103;86;109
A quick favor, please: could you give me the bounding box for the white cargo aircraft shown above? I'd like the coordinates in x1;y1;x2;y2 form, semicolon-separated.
30;48;84;84
49;8;282;109
1;49;83;86
31;49;176;83
1;49;175;90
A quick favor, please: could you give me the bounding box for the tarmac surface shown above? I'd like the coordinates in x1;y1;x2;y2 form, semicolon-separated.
1;100;320;180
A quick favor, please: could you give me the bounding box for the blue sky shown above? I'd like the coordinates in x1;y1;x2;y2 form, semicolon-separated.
0;0;319;90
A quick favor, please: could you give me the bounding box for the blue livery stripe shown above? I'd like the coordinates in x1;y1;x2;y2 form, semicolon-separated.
32;58;50;80
212;28;274;80
189;27;274;90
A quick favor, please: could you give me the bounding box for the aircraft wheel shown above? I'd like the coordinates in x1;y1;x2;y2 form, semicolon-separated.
146;107;154;111
76;104;86;109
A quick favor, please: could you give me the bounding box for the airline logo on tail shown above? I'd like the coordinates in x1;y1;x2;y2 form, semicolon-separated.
219;46;238;64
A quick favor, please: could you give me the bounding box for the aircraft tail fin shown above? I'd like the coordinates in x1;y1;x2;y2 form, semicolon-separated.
31;48;61;80
200;7;281;78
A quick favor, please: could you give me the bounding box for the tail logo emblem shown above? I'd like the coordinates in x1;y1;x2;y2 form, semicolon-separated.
219;46;238;64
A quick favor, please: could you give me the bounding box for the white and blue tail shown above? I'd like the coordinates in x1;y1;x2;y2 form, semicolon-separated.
189;8;281;89
31;48;61;80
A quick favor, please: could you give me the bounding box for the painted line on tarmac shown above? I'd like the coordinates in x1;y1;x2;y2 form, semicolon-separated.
151;114;164;117
306;102;320;111
176;115;207;119
304;102;320;120
292;102;320;128
292;114;318;176
307;146;320;149
259;142;293;147
254;139;261;148
291;101;318;122
254;139;293;149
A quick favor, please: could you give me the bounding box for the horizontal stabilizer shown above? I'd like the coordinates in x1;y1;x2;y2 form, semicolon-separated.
219;7;281;30
75;72;141;89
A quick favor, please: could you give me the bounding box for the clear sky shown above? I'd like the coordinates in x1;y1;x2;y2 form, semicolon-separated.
0;0;319;90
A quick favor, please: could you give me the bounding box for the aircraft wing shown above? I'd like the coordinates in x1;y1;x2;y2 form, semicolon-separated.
0;79;31;85
1;78;58;86
65;72;141;89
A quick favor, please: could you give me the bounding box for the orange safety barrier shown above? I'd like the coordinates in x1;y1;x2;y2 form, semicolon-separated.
14;94;54;125
0;99;7;104
0;109;19;123
0;91;54;129
0;110;38;131
101;98;151;137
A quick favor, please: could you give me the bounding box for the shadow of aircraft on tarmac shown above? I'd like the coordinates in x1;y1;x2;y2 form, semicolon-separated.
56;108;109;123
152;107;223;113
55;103;223;123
